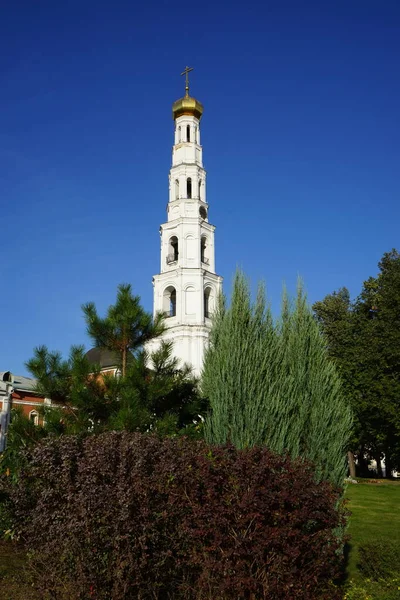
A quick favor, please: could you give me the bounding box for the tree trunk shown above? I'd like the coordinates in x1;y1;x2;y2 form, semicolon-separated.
348;451;356;479
122;346;127;378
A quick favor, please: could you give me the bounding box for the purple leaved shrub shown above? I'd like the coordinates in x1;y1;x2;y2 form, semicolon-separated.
10;432;345;599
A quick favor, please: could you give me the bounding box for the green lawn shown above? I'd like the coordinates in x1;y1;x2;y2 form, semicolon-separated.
345;479;400;599
0;541;39;600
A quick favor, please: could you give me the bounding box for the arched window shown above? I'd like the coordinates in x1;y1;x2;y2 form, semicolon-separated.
187;177;192;199
194;127;198;144
204;287;211;319
167;236;178;264
186;125;190;142
198;179;202;201
178;126;181;142
29;410;39;426
201;236;209;264
163;286;177;317
175;179;179;200
170;289;176;317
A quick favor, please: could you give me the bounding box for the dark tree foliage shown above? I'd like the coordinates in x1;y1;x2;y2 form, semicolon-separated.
82;283;165;376
24;342;201;440
9;432;345;600
22;284;202;437
26;345;119;433
110;341;205;436
313;249;400;476
1;285;203;479
313;288;361;474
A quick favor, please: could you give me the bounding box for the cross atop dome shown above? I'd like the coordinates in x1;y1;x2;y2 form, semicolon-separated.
172;66;204;121
181;65;193;97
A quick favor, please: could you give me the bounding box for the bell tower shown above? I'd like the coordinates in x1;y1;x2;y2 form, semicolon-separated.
149;67;223;376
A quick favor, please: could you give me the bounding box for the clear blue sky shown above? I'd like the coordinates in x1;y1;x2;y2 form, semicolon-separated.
1;0;399;377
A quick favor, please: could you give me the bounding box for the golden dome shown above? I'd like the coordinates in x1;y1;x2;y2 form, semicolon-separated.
172;95;204;121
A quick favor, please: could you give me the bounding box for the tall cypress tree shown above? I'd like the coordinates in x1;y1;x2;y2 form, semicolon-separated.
202;271;352;486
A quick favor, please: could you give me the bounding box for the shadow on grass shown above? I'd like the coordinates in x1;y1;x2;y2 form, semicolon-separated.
335;541;352;587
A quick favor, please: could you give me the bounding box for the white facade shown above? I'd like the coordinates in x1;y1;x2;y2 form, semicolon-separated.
0;373;13;452
148;97;222;376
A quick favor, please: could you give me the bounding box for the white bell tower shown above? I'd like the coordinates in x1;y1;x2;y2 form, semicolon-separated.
149;68;223;376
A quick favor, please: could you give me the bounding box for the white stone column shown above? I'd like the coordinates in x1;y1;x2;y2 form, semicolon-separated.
0;379;14;452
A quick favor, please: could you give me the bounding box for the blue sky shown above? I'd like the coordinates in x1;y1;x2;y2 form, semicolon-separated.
1;0;399;376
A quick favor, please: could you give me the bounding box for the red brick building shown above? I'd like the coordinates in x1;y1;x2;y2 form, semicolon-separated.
0;350;119;451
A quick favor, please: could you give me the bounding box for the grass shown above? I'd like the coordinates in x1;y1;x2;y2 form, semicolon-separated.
0;540;40;600
344;479;400;599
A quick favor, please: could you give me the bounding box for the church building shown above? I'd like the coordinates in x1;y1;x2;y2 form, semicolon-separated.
0;70;220;449
147;68;223;376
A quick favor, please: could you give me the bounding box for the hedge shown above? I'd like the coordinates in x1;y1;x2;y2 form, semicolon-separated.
10;432;345;599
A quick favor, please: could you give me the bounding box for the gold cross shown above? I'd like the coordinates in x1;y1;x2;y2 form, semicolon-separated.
181;66;193;97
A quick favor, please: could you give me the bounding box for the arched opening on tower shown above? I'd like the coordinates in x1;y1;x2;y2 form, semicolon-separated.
186;125;190;142
175;179;179;200
178;125;181;142
201;236;209;265
204;287;213;319
167;236;179;264
187;178;192;199
163;286;177;317
199;179;202;201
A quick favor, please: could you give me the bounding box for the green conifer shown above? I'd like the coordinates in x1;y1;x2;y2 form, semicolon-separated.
202;270;352;486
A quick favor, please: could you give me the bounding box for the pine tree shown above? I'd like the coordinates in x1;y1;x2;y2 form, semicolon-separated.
111;341;204;435
26;288;201;438
82;283;165;376
26;345;119;433
202;270;352;486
